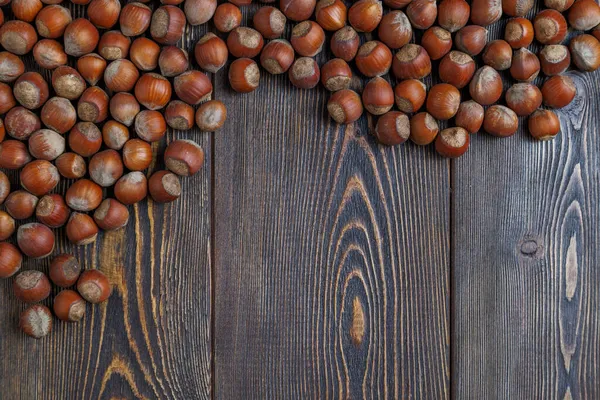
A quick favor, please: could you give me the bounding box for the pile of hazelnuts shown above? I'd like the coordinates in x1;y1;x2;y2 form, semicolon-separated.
0;0;222;338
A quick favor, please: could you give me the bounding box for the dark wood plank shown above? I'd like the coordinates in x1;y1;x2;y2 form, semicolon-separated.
213;30;450;400
0;10;212;400
452;69;600;399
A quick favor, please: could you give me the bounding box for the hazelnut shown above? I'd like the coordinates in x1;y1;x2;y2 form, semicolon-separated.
122;139;152;171
49;254;80;287
413;114;446;143
291;21;325;57
320;58;352;91
164;140;205;176
378;10;412;49
36;193;70;228
196;100;227;131
0;171;8;205
315;0;346;31
56;153;86;179
394;79;427;113
195;34;228;74
469;66;503;106
421;27;452;60
471;0;502;26
435;127;470;158
541;75;577;108
174;70;213;105
5;106;41;140
148;170;181;203
184;0;217;26
102;120;129;150
98;30;131;60
260;39;295;74
214;3;242;33
330;26;359;61
76;53;106;86
0;51;25;82
327;89;363;124
455;25;488;56
568;0;600;31
53;290;86;322
78;87;109;123
505;83;543;116
89;150;124;187
438;0;470;32
355;40;393;77
503;0;533;16
5;190;38;219
17;223;55;258
66;213;98;245
13;71;49;110
28;129;65;160
426;83;460;120
438;51;476;89
115;171;148;205
0;242;22;278
32;39;67;69
505;17;534;49
528;109;561;140
130;37;160;71
534;9;567;45
65;179;103;211
253;6;286;37
41;96;76;134
0;21;37;55
94;198;129;230
51;66;85;100
0;211;15;240
569;34;600;72
545;0;574;11
14;271;51;303
392;44;431;80
280;0;316;21
406;0;437;30
159;45;190;76
455;101;485;134
87;0;121;29
35;4;71;38
134;110;167;142
20;304;52;338
0;140;32;169
374;111;410;146
77;269;112;304
109;92;140;127
289;57;320;89
510;48;541;82
482;40;513;70
483;105;519;137
120;2;151;37
230;58;261;92
227;27;264;58
104;59;140;93
362;77;394;115
63;18;99;56
165;101;195;130
539;45;571;76
0;82;16;114
134;73;172;110
20;160;60;196
150;5;186;45
69;122;102;156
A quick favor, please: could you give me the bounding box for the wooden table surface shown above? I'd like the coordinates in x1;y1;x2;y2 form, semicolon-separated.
1;2;599;399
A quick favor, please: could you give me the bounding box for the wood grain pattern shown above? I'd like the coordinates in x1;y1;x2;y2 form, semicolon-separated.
212;19;450;398
0;6;212;399
452;69;600;399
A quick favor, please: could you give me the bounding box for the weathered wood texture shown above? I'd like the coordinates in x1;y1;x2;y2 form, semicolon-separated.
0;8;212;400
213;16;450;398
452;69;600;399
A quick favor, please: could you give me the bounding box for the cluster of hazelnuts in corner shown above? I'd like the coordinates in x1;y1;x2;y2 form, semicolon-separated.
0;253;112;339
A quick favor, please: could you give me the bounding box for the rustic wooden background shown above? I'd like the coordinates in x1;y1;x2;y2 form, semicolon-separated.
1;1;599;399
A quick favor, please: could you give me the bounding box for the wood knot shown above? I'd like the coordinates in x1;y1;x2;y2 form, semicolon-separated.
518;236;544;259
350;297;365;346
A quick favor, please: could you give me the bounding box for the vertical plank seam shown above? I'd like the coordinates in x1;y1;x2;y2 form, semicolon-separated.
449;158;455;400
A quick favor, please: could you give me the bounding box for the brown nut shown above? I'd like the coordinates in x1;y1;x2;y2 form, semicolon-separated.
483;105;519;137
5;107;41;140
315;0;346;31
534;9;567;45
104;59;139;93
227;27;264;58
378;10;412;49
109;92;140;127
122;139;152;171
229;58;261;92
93;198;129;230
14;270;51;302
69;122;102;156
159;45;190;76
164;140;205;176
0;51;25;82
53;290;86;321
539;45;571;76
394;79;427;113
327;89;363;124
77;269;112;304
505;17;534;49
374;111;410;146
426;83;460;120
510;47;541;82
184;0;217;26
421;26;452;60
5;190;38;219
65;179;103;211
0;211;15;240
260;39;295;74
35;5;71;38
102;120;129;150
0;21;38;55
568;0;600;31
438;51;476;89
40;97;76;134
32;39;67;69
78;87;109;123
406;0;437;29
20;304;52;338
150;5;186;45
174;70;212;105
330;26;359;61
36;193;70;228
165;100;195;130
13;72;49;110
455;25;488;56
348;0;382;32
194;34;227;74
87;0;121;29
52;66;85;100
320;58;352;91
49;254;80;287
196;100;227;131
291;20;325;57
130;37;160;71
541;75;577;108
98;30;130;60
289;57;320;89
569;34;600;72
120;2;152;37
437;0;470;32
89;150;124;187
471;0;502;26
528;109;561;140
134;110;167;142
0;242;23;278
0;140;32;169
76;53;106;86
134;73;172;110
28;129;65;160
17;222;55;258
20;160;59;196
392;44;431;80
455;101;484;134
469;66;503;106
254;5;286;37
482;40;513;70
361;76;394;115
355;40;393;77
148;170;181;203
214;3;242;33
114;171;148;205
505;83;543;116
56;152;86;179
435;127;470;158
65;213;98;245
63;18;99;56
